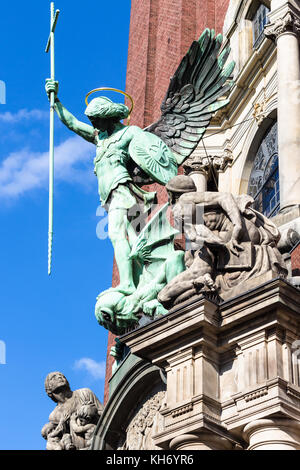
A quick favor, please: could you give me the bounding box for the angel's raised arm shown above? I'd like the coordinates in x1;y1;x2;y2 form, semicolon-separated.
54;99;96;144
45;78;95;144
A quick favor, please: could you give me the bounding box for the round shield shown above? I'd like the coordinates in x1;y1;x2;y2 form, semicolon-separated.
129;131;178;185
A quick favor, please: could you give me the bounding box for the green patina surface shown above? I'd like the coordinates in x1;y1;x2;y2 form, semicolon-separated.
95;203;185;335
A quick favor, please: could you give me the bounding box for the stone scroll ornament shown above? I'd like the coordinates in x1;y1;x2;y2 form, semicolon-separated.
45;29;236;335
41;372;103;450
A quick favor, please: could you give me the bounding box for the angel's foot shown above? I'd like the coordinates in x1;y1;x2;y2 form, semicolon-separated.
143;299;159;316
143;299;168;317
155;303;168;317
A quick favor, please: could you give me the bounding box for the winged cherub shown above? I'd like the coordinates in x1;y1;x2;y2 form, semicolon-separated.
45;29;234;296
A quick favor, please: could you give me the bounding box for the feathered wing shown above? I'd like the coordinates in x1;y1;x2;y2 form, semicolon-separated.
145;28;235;165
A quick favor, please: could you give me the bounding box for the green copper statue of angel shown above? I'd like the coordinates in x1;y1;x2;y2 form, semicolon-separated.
45;29;235;331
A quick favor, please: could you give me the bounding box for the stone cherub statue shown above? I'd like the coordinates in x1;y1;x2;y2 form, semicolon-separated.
41;372;103;450
45;29;235;334
158;175;287;307
69;403;99;449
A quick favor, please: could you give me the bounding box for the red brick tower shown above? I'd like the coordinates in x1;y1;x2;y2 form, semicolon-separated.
103;0;230;404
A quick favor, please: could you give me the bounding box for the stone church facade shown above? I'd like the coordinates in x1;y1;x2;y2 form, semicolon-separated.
94;0;300;450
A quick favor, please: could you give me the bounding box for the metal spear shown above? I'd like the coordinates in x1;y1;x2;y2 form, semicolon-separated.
45;2;60;275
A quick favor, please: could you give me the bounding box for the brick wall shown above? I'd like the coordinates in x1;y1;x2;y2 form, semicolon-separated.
103;0;230;405
126;0;229;128
103;263;119;405
291;242;300;276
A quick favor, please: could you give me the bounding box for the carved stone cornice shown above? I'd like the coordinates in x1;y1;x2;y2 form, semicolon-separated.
265;7;300;40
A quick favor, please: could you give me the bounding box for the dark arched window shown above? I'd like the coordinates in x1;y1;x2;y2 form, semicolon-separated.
247;122;279;217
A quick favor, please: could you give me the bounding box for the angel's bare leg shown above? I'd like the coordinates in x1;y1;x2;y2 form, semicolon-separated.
108;208;135;293
126;218;138;247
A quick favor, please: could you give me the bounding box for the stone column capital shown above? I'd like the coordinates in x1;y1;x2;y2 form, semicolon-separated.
183;150;233;176
265;3;300;40
182;156;209;177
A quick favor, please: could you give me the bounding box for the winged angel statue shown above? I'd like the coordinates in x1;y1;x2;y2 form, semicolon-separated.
45;29;235;334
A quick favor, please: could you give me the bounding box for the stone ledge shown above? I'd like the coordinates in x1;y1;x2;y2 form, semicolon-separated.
120;297;219;363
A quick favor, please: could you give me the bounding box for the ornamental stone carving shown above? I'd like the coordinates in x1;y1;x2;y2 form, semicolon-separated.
118;390;166;450
183;149;233;176
253;100;267;125
265;8;300;40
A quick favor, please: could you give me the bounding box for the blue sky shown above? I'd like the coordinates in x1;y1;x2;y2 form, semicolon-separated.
0;0;131;450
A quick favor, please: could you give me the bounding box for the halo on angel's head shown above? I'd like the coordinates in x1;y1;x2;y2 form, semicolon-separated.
85;87;134;125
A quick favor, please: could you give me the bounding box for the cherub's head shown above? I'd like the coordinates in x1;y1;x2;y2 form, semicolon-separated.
85;96;129;132
76;404;98;426
166;175;196;204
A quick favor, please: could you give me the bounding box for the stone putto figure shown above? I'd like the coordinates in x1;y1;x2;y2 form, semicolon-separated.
41;372;103;450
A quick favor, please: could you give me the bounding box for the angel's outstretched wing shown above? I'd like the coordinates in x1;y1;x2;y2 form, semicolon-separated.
146;28;235;165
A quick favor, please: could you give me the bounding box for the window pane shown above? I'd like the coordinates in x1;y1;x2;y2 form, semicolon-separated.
247;122;279;217
252;4;270;48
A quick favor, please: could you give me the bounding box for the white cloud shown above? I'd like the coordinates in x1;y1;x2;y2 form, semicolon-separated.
74;358;106;380
0;108;48;123
0;135;95;198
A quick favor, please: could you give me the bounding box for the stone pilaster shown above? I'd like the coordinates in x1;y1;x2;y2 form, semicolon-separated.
265;1;300;212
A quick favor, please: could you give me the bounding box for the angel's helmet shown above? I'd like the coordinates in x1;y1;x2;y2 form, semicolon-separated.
85;96;129;128
166;175;196;203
